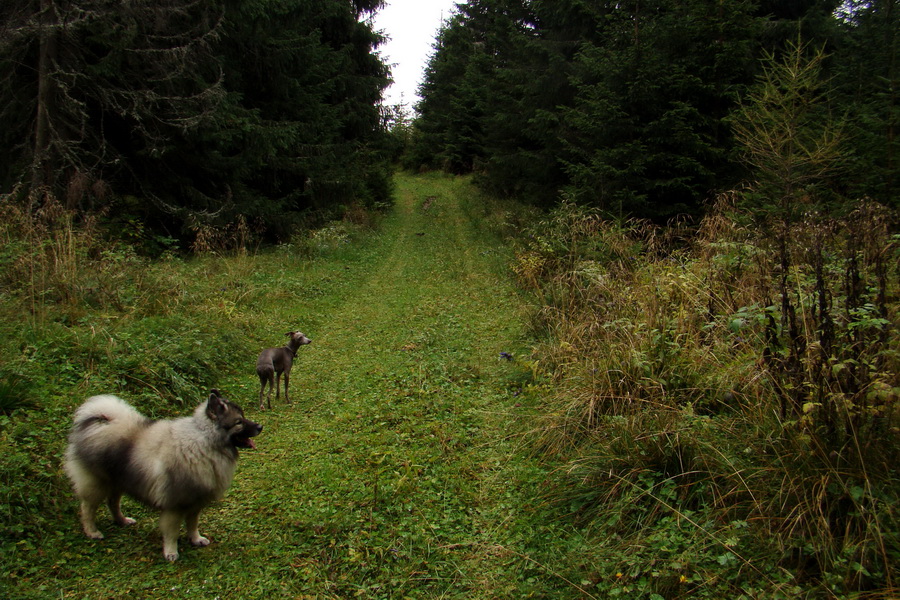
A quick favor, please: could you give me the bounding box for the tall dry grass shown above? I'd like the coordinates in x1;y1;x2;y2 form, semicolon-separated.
517;196;899;595
0;187;144;318
0;188;270;408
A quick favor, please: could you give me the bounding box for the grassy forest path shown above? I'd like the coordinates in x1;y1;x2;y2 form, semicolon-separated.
224;172;586;599
35;172;590;599
3;173;591;600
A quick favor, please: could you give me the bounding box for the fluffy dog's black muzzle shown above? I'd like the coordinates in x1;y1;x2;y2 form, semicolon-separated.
232;420;262;449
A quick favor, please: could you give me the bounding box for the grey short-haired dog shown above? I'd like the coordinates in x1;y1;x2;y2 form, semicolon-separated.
256;331;311;410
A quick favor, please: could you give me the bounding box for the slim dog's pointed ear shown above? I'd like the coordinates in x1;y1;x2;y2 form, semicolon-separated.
285;331;293;337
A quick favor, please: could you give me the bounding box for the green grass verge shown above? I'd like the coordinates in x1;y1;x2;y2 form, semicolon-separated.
0;173;593;599
8;173;891;599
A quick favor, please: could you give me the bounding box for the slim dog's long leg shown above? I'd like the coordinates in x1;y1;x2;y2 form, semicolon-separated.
283;371;291;405
259;377;268;410
108;492;136;526
274;373;282;401
159;510;183;562
185;509;209;547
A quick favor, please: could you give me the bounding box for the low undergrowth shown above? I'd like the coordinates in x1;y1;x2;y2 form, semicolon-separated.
0;173;594;599
1;174;897;599
511;194;899;598
0;186;394;593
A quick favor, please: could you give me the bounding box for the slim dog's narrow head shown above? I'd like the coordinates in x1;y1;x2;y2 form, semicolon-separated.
285;331;312;349
206;389;262;449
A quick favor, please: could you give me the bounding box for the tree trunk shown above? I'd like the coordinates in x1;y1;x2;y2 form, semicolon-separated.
32;0;57;195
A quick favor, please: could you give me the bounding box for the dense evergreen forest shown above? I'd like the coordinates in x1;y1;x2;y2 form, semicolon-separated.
405;0;898;221
1;1;896;236
0;0;392;244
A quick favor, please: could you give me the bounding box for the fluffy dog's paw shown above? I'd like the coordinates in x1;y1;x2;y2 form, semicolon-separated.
163;540;180;561
116;517;137;526
82;522;105;539
190;535;210;547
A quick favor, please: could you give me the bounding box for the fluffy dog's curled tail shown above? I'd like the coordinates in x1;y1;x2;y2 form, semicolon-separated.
68;395;148;450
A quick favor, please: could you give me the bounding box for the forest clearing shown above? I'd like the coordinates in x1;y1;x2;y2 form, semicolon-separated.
1;172;897;599
1;1;898;597
2;174;589;598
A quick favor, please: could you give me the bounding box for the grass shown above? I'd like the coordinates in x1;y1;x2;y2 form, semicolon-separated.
0;173;593;599
1;173;897;599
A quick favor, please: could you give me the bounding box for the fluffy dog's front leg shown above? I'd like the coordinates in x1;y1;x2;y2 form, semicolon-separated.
185;509;210;548
159;511;183;561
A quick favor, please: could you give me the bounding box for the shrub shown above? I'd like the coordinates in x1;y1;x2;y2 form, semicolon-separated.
521;193;899;596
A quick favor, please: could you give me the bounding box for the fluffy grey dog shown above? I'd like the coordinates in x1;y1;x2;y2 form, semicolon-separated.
64;389;262;561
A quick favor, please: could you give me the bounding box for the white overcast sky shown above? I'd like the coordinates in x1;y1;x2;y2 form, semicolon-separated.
372;0;459;109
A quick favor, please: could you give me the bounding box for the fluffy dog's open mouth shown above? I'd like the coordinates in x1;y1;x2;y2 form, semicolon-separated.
232;434;257;449
232;422;262;450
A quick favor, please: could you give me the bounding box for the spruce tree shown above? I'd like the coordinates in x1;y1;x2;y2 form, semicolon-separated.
560;0;762;219
832;0;899;206
409;9;482;173
0;0;393;239
207;0;391;236
0;0;225;209
731;38;846;218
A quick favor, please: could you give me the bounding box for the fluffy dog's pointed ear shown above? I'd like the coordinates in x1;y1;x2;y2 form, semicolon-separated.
206;390;228;417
